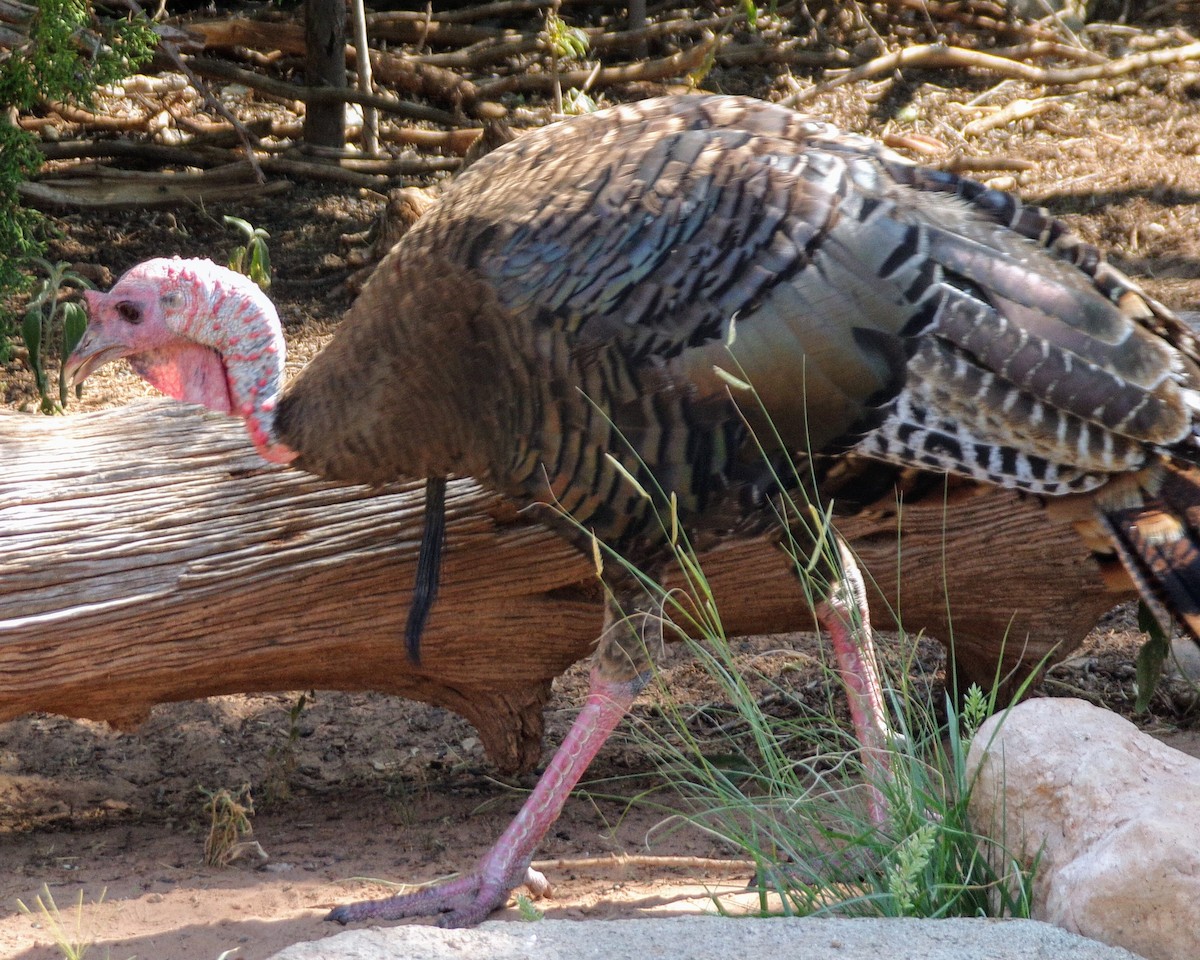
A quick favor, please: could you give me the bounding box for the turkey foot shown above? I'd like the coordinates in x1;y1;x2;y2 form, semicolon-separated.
326;862;551;928
327;667;643;928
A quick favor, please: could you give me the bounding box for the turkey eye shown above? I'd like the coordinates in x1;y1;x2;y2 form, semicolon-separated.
116;301;142;325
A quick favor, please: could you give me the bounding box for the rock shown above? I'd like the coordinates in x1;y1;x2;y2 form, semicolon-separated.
1167;637;1200;683
266;916;1143;960
968;697;1200;960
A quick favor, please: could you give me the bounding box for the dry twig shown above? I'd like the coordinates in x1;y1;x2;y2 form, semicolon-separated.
787;40;1200;106
959;95;1067;136
187;55;466;127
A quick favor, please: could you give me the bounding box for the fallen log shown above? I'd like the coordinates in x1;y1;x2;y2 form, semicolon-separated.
1;401;1129;773
19;163;292;211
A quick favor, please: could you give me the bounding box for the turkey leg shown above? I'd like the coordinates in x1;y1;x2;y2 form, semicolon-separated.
815;539;891;825
327;664;642;927
327;600;654;929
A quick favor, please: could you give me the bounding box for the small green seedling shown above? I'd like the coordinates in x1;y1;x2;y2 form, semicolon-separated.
22;258;91;414
514;892;544;921
224;215;272;291
561;88;601;115
543;11;589;61
542;12;590;115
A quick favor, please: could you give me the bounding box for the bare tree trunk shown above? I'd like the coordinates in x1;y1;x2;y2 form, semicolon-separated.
304;0;347;147
1;402;1128;773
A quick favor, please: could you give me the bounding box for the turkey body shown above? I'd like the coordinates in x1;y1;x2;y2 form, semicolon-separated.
275;95;1200;630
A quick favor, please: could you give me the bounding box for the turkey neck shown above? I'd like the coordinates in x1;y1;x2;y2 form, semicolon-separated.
272;246;519;487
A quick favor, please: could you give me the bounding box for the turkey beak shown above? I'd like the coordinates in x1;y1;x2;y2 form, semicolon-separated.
64;290;135;386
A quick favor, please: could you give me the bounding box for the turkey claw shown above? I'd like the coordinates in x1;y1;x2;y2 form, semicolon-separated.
325;866;551;928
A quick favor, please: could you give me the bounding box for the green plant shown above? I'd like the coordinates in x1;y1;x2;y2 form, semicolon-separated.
564;350;1034;920
224;216;273;291
542;11;589;62
514;892;545;920
624;607;1034;919
742;0;761;30
0;1;155;344
22;258;90;413
1134;600;1171;713
16;884;119;960
0;122;42;327
262;692;308;806
561;87;602;116
542;11;590;115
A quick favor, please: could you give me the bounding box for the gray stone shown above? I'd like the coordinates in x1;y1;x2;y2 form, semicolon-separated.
267;916;1144;960
1167;637;1200;682
968;697;1200;960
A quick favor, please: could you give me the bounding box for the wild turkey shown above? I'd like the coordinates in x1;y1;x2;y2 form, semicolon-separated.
66;94;1200;927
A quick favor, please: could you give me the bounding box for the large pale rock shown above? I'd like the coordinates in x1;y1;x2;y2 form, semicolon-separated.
968;697;1200;960
267;917;1143;960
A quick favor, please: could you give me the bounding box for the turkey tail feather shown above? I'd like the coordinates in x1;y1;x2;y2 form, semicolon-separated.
1098;466;1200;643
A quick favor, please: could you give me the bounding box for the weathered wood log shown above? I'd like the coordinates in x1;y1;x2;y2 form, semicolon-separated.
19;163;292;211
1;401;1129;773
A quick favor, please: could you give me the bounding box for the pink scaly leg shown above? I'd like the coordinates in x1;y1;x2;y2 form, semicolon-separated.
814;538;891;825
327;664;644;928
